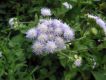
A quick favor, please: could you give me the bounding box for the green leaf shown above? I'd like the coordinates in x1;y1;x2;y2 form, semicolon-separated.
64;70;76;80
8;34;24;48
92;71;106;80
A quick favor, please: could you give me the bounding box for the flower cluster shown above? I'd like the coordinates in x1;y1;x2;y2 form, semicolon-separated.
26;19;74;55
87;14;106;35
41;8;52;16
73;55;82;67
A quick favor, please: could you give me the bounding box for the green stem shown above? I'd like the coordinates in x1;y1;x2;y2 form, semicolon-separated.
81;72;87;80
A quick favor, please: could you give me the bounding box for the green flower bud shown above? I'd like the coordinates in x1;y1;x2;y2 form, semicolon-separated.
91;27;98;35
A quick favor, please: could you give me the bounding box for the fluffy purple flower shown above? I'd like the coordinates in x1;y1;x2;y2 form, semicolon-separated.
37;34;48;43
88;14;106;35
45;41;57;53
55;37;66;49
96;18;106;34
32;42;44;54
37;23;48;33
54;27;63;36
47;34;55;41
52;19;61;28
74;55;82;67
74;58;82;67
62;23;70;29
26;28;37;39
26;19;74;55
64;28;74;41
41;8;52;16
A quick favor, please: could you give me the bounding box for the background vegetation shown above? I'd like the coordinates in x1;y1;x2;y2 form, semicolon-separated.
0;0;106;80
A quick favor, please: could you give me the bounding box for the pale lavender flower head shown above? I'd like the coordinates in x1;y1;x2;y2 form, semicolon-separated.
37;23;48;33
63;28;74;41
73;55;82;67
52;19;61;28
32;42;44;54
45;41;57;53
87;14;106;35
55;37;66;49
62;23;70;29
37;34;48;43
41;8;52;16
74;58;82;67
26;28;37;39
48;26;54;33
47;34;55;41
54;27;63;36
96;18;106;35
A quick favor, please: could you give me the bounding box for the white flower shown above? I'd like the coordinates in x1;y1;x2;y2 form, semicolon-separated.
9;18;14;26
9;18;17;28
26;28;37;39
45;41;57;53
74;57;82;67
41;8;52;16
87;14;106;35
62;2;72;9
32;42;44;54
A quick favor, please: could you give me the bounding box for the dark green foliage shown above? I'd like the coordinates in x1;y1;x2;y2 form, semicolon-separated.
0;0;106;80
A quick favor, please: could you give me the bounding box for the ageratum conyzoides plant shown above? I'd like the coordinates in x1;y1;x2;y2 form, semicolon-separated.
26;19;74;54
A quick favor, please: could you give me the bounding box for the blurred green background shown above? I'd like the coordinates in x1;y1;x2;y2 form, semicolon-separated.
0;0;106;80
